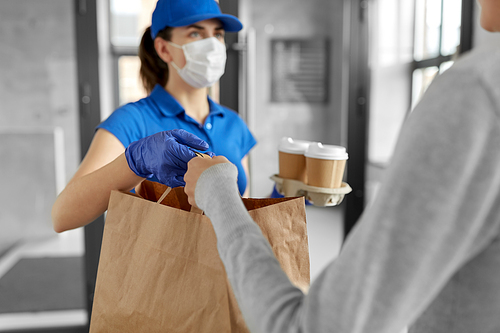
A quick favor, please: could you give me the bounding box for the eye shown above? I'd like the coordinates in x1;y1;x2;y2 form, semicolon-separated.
189;31;200;38
215;32;225;40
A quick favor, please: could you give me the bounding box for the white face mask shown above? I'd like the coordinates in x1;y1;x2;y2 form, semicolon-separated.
168;37;227;89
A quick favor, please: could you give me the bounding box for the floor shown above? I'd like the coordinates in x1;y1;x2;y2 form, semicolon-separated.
0;204;344;332
0;229;87;332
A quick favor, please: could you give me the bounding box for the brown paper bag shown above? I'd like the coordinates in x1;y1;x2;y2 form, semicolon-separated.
89;180;309;333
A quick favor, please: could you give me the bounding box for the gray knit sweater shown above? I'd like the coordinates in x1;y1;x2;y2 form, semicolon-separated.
194;45;500;333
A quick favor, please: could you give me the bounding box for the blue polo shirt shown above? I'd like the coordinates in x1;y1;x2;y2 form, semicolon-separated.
96;84;256;195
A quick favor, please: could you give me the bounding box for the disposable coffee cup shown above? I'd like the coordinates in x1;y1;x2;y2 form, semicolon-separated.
305;142;348;188
278;137;311;183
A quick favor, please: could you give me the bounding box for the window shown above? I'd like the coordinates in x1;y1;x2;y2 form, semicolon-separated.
110;0;157;105
368;0;464;166
411;0;462;107
368;0;415;165
118;56;147;105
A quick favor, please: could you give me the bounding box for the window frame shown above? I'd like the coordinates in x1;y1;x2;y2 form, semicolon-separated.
409;0;474;113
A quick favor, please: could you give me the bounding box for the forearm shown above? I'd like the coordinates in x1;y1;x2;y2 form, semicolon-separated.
52;153;144;232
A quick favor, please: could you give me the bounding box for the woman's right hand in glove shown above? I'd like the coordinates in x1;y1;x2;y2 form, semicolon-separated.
125;129;214;187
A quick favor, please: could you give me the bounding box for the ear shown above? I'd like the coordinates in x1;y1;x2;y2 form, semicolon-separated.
154;37;173;63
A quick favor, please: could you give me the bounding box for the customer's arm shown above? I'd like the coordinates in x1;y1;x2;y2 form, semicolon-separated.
185;64;500;332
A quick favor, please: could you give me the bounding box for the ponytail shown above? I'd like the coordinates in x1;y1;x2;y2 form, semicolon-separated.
139;26;173;94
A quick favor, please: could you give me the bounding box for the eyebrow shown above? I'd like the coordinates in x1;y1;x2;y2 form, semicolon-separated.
187;24;224;31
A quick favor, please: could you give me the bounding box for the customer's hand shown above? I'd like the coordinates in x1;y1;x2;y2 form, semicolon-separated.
184;155;230;208
125;129;214;187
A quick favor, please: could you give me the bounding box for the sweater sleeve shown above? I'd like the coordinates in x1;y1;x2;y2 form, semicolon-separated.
195;61;500;333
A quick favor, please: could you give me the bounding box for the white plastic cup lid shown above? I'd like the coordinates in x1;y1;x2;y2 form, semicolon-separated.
305;142;348;160
278;137;312;155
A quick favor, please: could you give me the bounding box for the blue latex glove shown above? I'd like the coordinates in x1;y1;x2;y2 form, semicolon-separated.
269;184;285;198
125;129;214;187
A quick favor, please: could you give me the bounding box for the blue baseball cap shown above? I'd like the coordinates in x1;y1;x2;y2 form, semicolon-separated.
151;0;243;39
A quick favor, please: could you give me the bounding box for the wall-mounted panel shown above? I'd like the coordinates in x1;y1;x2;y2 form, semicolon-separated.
271;39;329;104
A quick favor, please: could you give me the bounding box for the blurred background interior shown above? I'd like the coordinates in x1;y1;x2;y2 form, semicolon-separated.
1;0;499;332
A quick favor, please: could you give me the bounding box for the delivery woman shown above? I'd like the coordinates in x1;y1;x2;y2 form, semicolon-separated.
52;0;256;233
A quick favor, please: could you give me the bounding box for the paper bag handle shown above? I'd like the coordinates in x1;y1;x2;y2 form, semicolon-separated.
157;187;172;204
156;186;204;215
190;205;204;215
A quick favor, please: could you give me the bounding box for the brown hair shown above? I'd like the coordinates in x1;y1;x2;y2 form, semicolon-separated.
138;26;174;94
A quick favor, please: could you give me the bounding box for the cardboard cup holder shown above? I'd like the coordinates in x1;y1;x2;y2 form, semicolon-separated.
271;174;352;207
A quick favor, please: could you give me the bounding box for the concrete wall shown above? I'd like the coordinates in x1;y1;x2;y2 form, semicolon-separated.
0;0;79;254
244;0;347;197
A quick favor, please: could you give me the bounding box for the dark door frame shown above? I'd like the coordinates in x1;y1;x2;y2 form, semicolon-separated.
460;0;475;54
75;0;104;328
218;0;240;111
344;0;370;237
